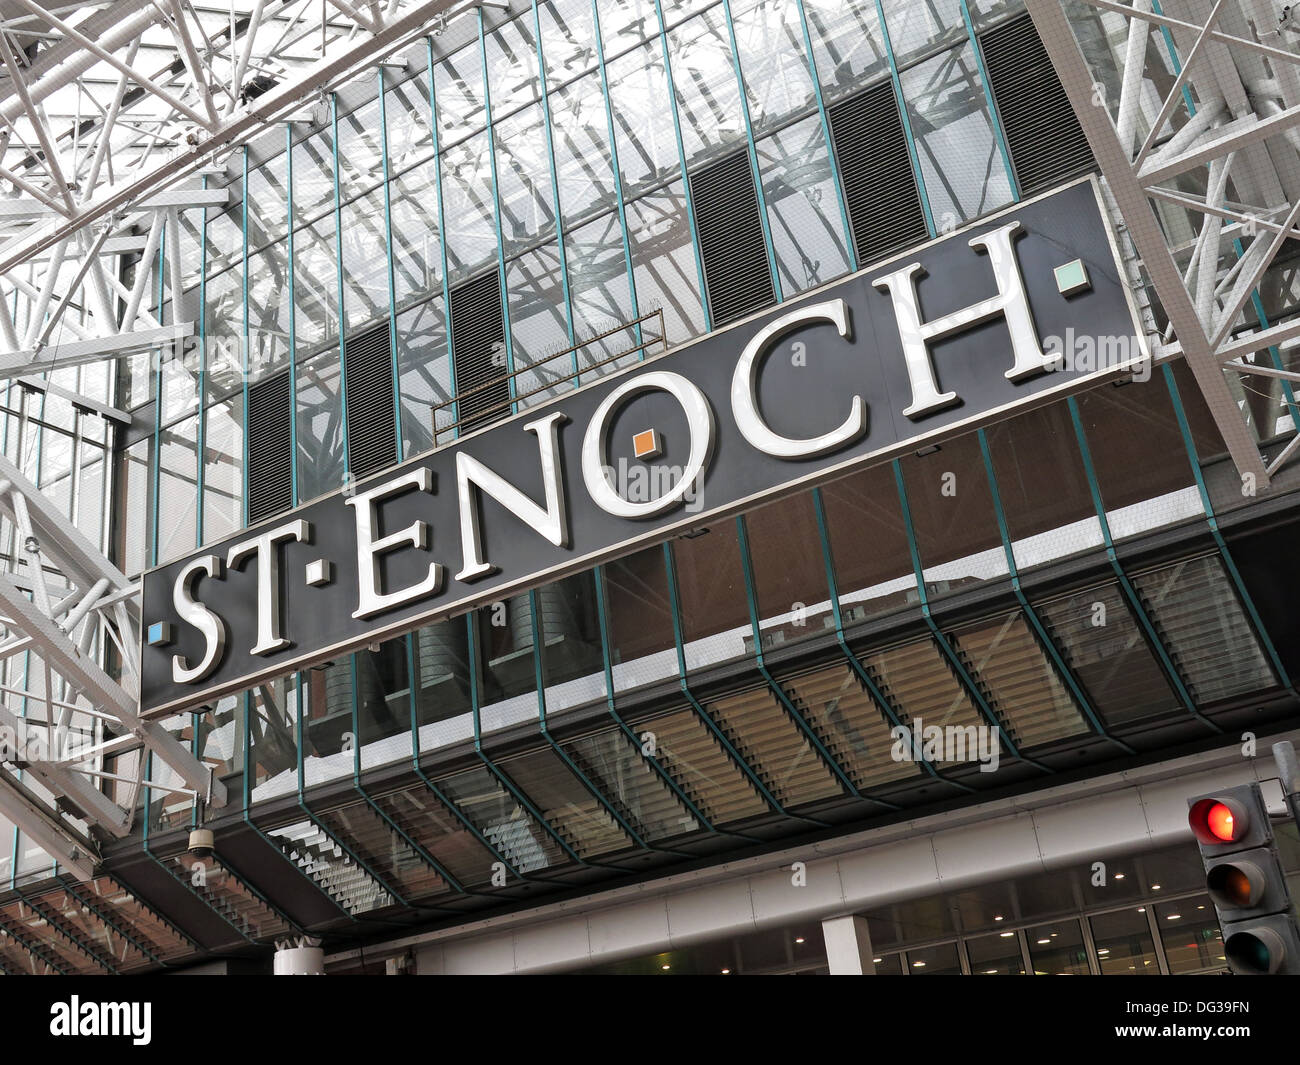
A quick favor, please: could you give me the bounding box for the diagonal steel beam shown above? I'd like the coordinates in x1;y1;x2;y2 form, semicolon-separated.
1027;0;1270;485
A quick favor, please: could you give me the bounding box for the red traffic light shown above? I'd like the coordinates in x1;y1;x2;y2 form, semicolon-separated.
1189;796;1250;845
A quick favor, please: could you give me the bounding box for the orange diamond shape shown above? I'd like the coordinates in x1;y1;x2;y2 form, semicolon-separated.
632;428;661;459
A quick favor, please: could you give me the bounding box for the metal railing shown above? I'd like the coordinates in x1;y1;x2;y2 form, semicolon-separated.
431;308;667;447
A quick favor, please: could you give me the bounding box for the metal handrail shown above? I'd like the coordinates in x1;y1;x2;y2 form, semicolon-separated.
431;308;667;447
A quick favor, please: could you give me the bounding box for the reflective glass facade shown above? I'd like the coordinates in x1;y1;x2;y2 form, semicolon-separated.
2;0;1300;977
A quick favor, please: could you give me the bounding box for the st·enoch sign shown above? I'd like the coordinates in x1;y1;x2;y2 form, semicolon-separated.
140;177;1146;716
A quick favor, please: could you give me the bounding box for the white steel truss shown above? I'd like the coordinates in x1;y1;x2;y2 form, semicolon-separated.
0;0;492;880
1027;0;1300;484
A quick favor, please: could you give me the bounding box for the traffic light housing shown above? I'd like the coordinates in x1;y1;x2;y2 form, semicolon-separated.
1188;783;1300;974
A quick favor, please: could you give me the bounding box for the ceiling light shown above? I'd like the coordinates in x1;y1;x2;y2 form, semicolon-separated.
794;937;804;944
661;964;670;970
720;968;730;974
1037;938;1051;945
999;931;1015;938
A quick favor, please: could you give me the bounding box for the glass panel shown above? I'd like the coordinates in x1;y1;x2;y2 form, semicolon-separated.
549;72;618;226
315;800;449;902
397;297;452;456
756;116;852;296
562;728;700;841
436;766;567;873
484;12;540;117
389;160;441;311
673;521;752;673
1130;555;1277;704
905;940;961;973
292;214;340;354
704;685;843;806
820;465;917;624
385;75;433;171
476;598;541;734
669;9;748;171
336;98;384;201
899;43;1013;227
441;131;499;281
802;0;889;102
985;403;1104;571
1072;369;1202;540
1155;894;1226;974
247;241;290;380
536;572;606;713
881;0;967;67
291;131;335;229
203;268;243;404
498;747;631;858
494;103;556;256
507;242;572;407
967;931;1027;974
246;153;289;250
625;182;707;344
743;492;833;648
633;705;768;824
302;659;354;787
1027;918;1090;975
1090;907;1159;974
434;42;486;144
861;637;986;734
155;415;198;565
604;548;677;694
607;41;680;196
356;639;412;772
564;211;639;380
947;611;1089;748
899;433;1010;596
340;187;389;331
202;397;243;546
373;783;499;888
733;0;818;135
779;662;919;790
1033;581;1179;727
412;618;473;750
296;349;347;502
538;0;598;85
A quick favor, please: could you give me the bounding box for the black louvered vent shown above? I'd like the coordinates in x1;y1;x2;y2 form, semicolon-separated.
449;270;511;433
343;320;397;478
689;151;775;327
981;12;1095;194
246;372;293;524
827;81;929;267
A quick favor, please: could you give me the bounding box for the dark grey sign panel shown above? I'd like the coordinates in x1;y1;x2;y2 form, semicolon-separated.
140;177;1145;716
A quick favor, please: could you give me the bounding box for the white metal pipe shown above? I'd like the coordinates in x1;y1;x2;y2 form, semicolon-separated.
1115;0;1153;157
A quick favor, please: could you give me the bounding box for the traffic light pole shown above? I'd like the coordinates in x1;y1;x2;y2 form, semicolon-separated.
1273;741;1300;836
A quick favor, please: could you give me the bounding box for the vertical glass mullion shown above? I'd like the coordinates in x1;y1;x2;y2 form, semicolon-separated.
465;609;586;866
478;9;520;413
240;149;251;527
974;427;1129;751
957;0;1019;201
807;486;958;788
792;0;859;273
732;513;863;805
719;0;785;303
1064;395;1219;732
590;564;720;835
661;540;791;818
330;95;352;478
427;37;459;437
149;234;164;567
871;0;936;237
377;69;405;460
195;177;208;546
529;0;579;383
286;127;300;505
528;589;653;852
651;0;713;331
890;457;1044;770
1161;364;1294;694
589;0;645;356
